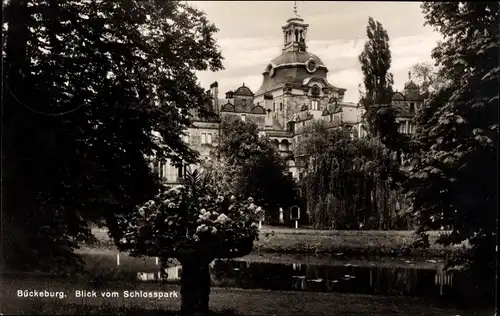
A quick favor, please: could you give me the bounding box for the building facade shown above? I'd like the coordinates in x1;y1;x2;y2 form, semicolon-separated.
154;13;423;186
392;72;425;136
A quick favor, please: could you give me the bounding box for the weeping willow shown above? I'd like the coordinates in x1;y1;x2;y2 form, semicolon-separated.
299;122;412;230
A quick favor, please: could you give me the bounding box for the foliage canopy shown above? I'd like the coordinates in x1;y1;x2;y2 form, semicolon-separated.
2;0;223;270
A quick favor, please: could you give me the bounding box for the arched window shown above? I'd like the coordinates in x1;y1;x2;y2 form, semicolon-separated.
299;30;303;40
280;102;283;111
311;85;320;97
295;29;299;42
273;102;276;111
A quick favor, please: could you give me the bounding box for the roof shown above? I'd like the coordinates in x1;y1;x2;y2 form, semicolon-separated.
392;92;405;101
269;51;325;68
234;84;254;97
404;81;418;90
256;62;330;96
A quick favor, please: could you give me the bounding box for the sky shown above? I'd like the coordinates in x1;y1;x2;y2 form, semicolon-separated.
189;1;442;103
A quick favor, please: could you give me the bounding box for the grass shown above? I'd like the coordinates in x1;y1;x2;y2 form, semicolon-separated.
1;301;238;315
90;226;468;259
1;277;493;315
253;228;467;258
0;228;490;316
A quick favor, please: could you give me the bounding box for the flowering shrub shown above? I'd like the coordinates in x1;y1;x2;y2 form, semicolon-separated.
116;170;263;261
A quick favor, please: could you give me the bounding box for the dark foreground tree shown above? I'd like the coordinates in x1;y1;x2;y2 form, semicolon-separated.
118;170;261;315
2;0;223;271
213;117;298;222
407;2;498;286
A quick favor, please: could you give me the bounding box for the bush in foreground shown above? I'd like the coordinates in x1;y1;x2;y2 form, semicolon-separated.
115;170;262;315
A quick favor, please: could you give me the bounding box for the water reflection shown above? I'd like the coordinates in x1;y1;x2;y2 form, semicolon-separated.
138;260;457;298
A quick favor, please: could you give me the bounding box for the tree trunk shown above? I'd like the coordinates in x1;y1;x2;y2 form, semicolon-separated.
3;0;36;270
180;258;212;316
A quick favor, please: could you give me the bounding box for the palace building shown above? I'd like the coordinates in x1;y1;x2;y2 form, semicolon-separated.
153;11;423;186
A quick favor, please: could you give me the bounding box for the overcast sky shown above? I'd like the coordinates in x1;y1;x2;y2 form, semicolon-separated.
189;1;442;103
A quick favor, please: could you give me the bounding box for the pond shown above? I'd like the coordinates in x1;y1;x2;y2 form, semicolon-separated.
138;257;460;299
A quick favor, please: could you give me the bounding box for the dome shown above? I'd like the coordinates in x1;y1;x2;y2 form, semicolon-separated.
256;51;328;95
404;81;418;90
286;15;304;23
234;84;253;97
392;92;405;101
268;51;325;69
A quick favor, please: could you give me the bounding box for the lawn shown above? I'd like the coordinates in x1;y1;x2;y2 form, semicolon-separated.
0;277;492;315
0;228;488;316
90;226;467;259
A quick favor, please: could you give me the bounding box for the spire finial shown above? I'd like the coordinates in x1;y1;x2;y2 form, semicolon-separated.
293;1;298;16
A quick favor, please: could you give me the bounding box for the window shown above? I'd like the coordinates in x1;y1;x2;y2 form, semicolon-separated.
273;102;276;112
242;99;247;106
306;60;317;73
177;165;184;179
154;161;161;176
183;134;190;144
155;161;161;177
311;100;318;110
280;103;283;111
207;133;213;144
241;114;246;122
201;133;207;144
311;86;320;97
410;102;415;112
165;161;178;182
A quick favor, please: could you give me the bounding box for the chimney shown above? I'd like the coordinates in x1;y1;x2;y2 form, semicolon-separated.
210;81;219;113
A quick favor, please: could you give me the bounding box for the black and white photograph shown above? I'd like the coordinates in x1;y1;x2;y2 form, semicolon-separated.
1;1;498;315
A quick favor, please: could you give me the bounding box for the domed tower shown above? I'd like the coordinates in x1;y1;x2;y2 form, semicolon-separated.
254;5;346;130
404;71;420;102
233;83;254;113
393;71;422;135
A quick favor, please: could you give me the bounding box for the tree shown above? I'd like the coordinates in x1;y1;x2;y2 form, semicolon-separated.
357;18;409;229
358;17;397;140
298;121;409;230
2;0;223;271
117;170;261;315
406;2;498;286
410;62;446;94
215;117;298;222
